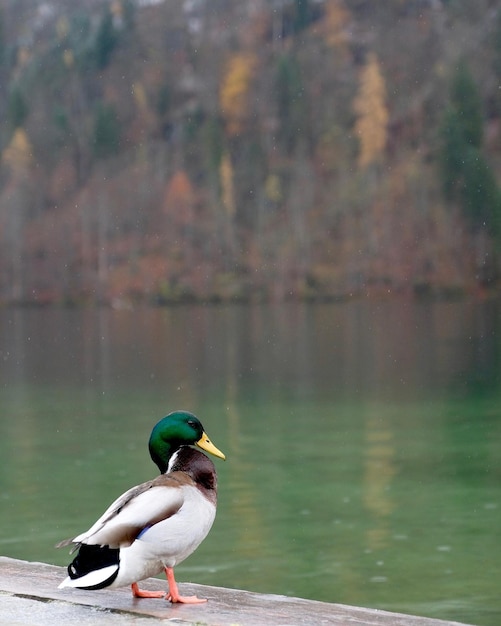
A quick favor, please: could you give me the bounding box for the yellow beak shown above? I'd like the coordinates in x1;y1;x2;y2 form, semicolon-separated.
196;432;226;460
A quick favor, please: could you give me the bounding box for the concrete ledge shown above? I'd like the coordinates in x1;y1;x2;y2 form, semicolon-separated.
0;557;473;626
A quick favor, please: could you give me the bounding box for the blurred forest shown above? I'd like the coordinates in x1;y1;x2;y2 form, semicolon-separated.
1;0;501;306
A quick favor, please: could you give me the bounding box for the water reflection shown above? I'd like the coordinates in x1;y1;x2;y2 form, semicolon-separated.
1;299;499;400
364;413;396;551
0;299;500;626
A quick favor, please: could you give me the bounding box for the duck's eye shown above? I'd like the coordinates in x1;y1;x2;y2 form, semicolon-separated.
187;420;196;428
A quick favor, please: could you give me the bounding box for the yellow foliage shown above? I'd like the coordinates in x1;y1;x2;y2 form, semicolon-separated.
63;49;74;68
220;152;235;216
353;52;388;168
2;128;33;174
132;82;148;113
323;0;351;50
56;16;69;40
219;53;257;136
264;173;282;203
129;82;156;138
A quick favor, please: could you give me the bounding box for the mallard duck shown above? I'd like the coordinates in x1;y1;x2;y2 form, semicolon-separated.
57;410;225;604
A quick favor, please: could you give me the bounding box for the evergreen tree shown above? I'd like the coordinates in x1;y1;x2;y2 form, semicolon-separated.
94;9;118;69
275;53;306;154
93;102;120;158
122;0;136;32
7;87;28;129
461;147;501;236
204;117;224;179
294;0;313;33
492;12;501;114
450;62;483;148
439;105;465;201
0;7;5;67
439;63;501;237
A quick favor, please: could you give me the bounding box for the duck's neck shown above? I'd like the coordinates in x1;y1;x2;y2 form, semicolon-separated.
148;438;179;474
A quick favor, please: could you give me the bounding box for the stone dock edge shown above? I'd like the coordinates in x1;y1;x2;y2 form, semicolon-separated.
0;557;474;626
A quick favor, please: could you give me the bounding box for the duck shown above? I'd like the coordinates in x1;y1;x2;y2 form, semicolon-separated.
56;410;225;604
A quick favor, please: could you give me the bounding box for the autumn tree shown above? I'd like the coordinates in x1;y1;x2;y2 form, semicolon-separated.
322;0;351;52
163;169;196;226
2;127;33;174
353;52;388;169
1;0;501;303
218;150;238;260
219;52;257;137
219;151;235;218
162;169;197;274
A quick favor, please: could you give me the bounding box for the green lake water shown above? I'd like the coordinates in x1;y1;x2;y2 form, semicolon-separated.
0;300;500;625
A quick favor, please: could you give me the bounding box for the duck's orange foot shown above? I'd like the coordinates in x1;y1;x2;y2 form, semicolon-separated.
164;566;208;604
131;582;165;598
166;592;207;604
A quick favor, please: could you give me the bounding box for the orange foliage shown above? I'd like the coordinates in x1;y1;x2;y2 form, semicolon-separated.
163;170;195;207
108;254;169;301
162;169;196;227
219;152;235;216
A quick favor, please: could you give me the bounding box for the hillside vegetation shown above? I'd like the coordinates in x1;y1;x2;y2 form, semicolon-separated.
1;0;501;305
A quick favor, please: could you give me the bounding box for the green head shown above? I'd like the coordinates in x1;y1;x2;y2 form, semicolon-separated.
148;410;225;473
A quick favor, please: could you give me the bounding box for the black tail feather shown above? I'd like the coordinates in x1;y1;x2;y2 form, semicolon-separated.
67;544;120;590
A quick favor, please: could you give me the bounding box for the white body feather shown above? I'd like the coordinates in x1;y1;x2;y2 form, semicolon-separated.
72;484;185;547
58;471;216;589
111;484;216;587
